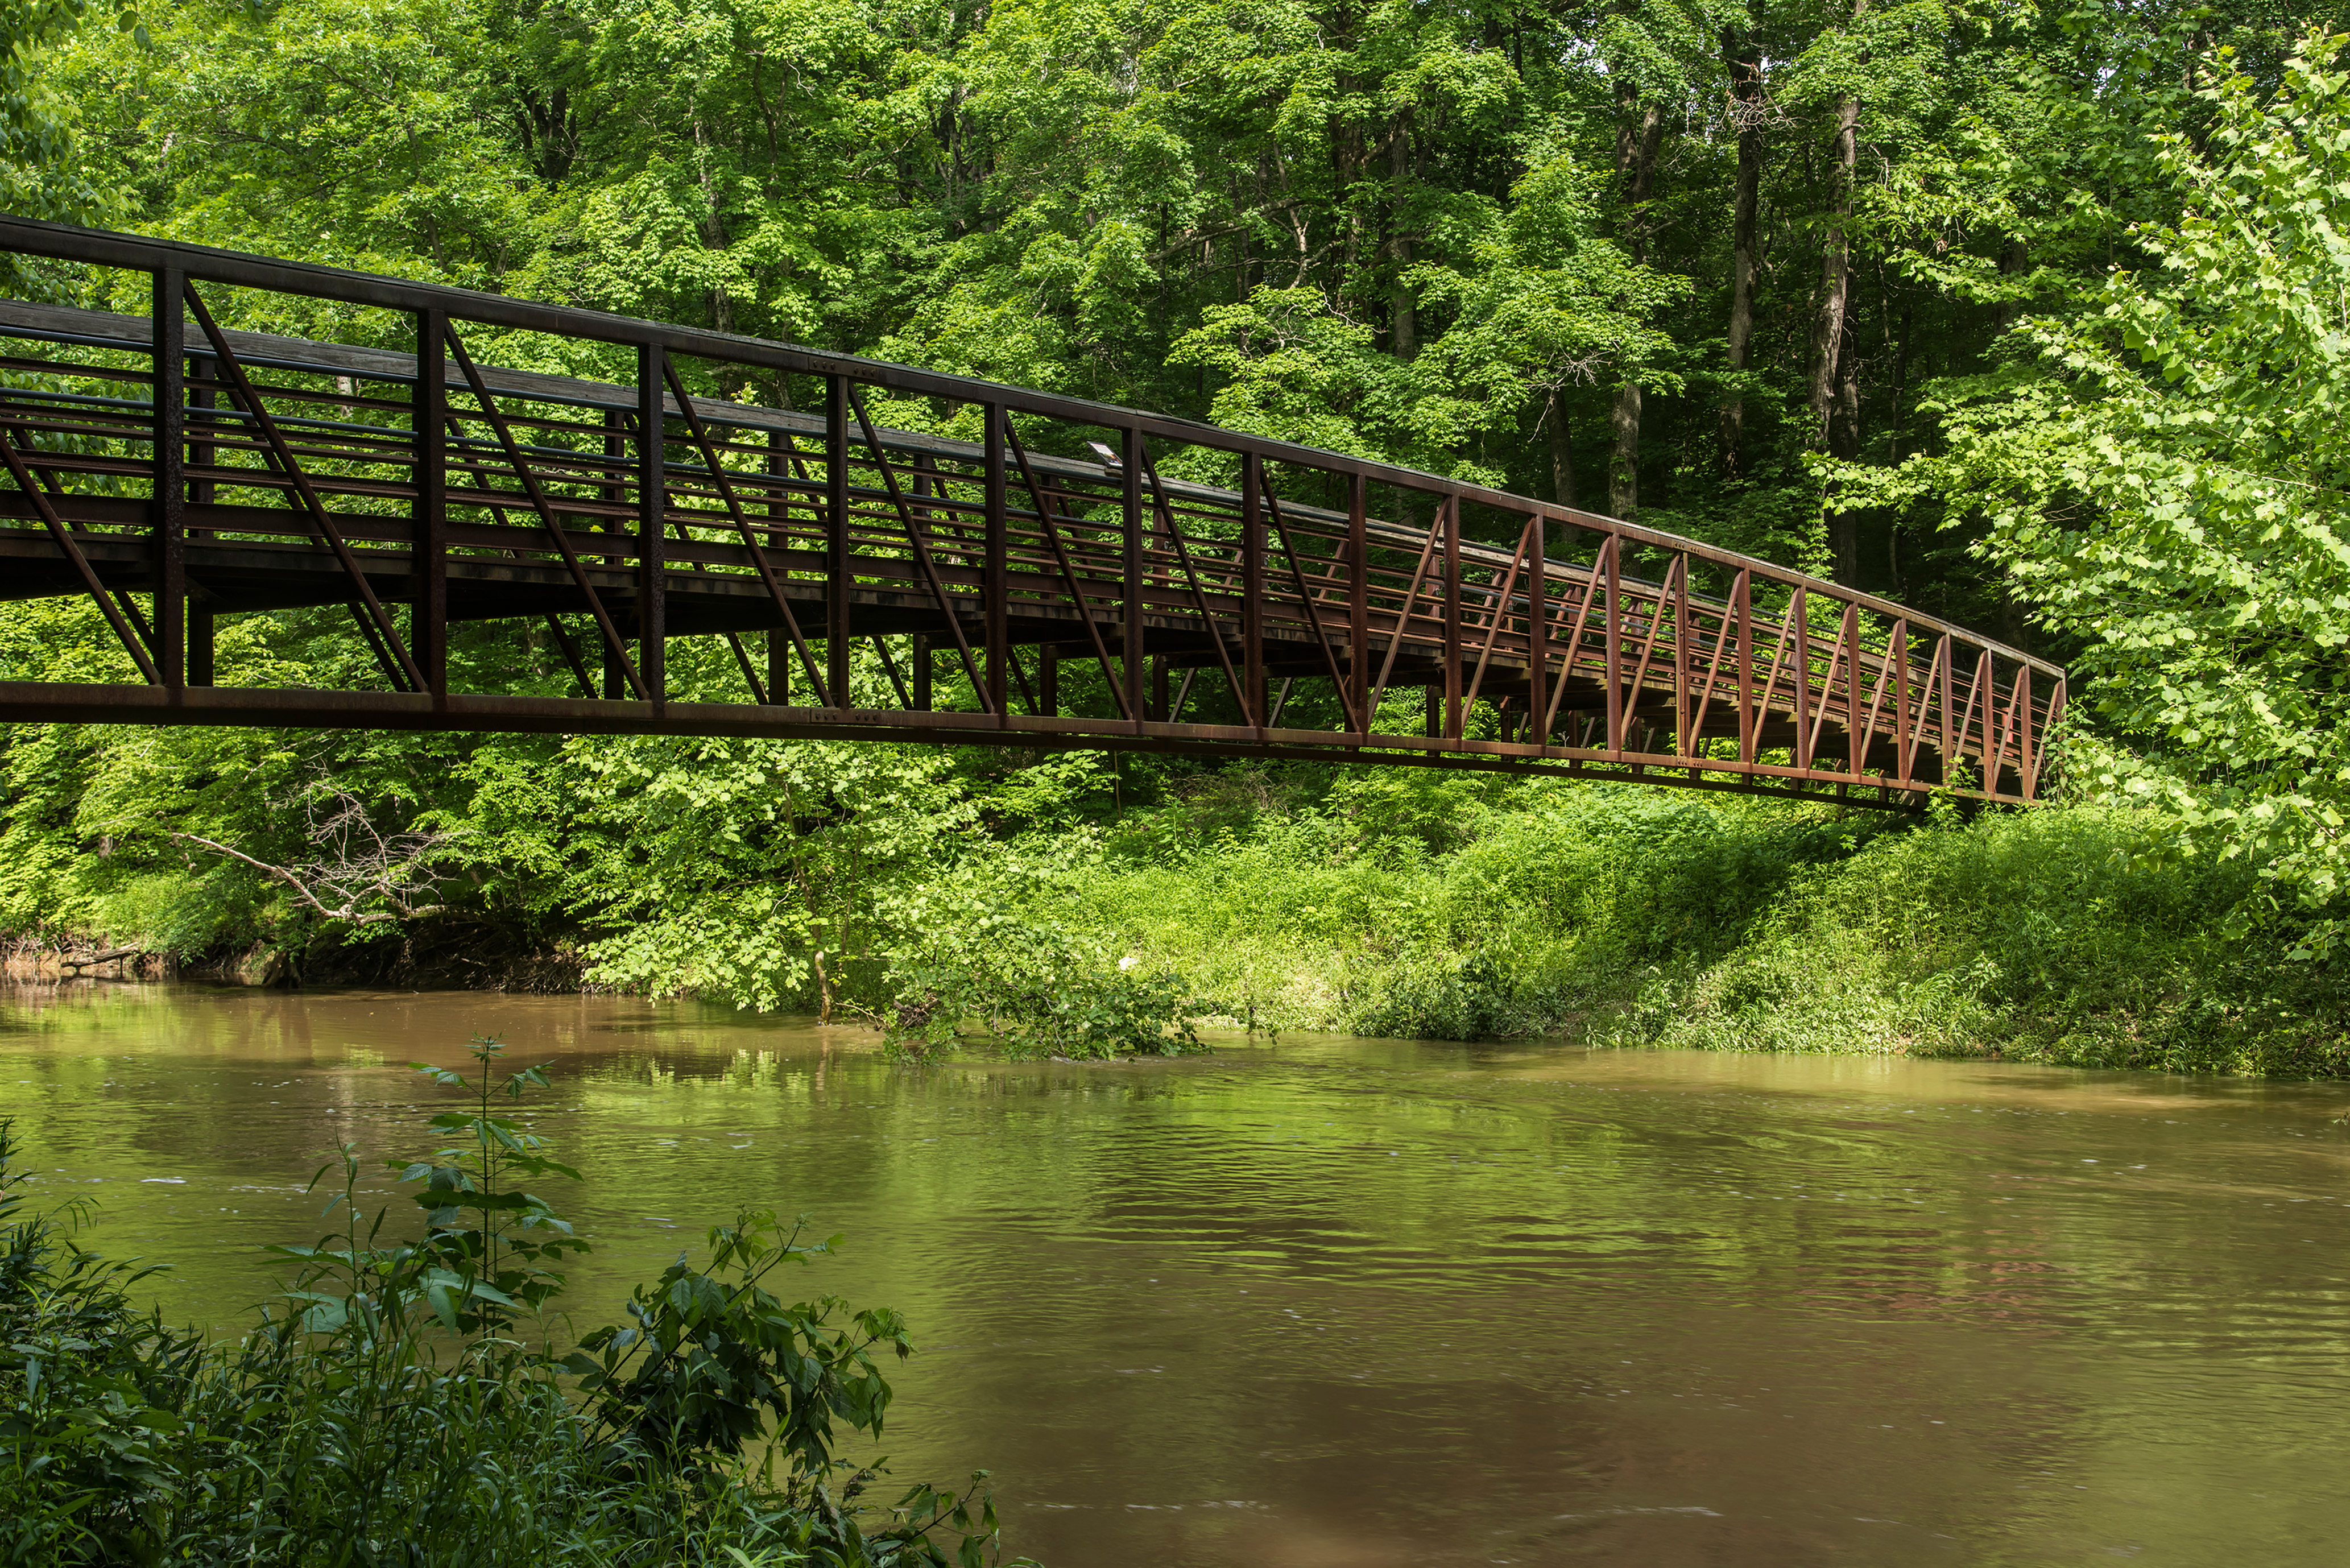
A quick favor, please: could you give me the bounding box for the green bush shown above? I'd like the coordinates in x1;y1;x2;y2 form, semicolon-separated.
1049;774;2350;1074
872;903;1206;1062
0;1040;1029;1567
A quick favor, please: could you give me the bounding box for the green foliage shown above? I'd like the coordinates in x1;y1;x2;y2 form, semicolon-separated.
0;1060;1031;1566
556;735;983;1012
1850;30;2350;934
874;896;1207;1062
1598;802;2339;1074
568;1216;900;1472
38;0;2280;570
1046;770;2350;1074
381;1036;591;1333
0;1124;203;1566
1064;776;1852;1039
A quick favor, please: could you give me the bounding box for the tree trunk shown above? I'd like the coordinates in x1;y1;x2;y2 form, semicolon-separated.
1720;32;1765;476
1546;390;1578;508
1610;90;1664;519
1830;311;1862;584
1808;96;1859;443
1832;313;1862;462
1888;291;1912;594
1389;108;1417;360
1333;101;1365;281
1610;383;1641;519
1993;237;2026;331
694;118;735;336
1613;90;1664;237
1888;289;1911;460
1811;91;1861;582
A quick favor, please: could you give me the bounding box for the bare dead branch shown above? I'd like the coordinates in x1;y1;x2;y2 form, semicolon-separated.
170;790;458;925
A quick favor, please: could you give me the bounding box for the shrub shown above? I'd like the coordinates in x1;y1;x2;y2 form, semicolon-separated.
0;1039;1029;1567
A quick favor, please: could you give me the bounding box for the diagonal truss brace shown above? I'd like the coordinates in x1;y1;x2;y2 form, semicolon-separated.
182;282;424;692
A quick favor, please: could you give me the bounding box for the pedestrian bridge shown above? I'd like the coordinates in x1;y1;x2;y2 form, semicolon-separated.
0;219;2061;807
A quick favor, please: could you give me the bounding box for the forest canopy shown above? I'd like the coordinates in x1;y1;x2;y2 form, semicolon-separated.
20;0;2323;606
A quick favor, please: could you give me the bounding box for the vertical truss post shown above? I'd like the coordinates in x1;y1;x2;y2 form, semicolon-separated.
1442;496;1462;741
767;630;791;705
1152;655;1169;723
188;609;214;686
767;428;790;705
1891;618;1912;786
188;345;213;686
2014;665;2036;799
1819;600;1855;773
1733;569;1753;763
151;266;185;691
1970;648;1995;779
1347;473;1368;736
1242;452;1265;729
1603;535;1623;751
1936;633;1955;781
1121;425;1145;726
602;411;627;698
1792;585;1813;771
636;343;666;704
912;634;932;710
1673;555;1693;756
412;307;448;699
825;375;851;707
1040;644;1059;717
982;401;1010;719
1526;513;1547;750
2041;677;2066;797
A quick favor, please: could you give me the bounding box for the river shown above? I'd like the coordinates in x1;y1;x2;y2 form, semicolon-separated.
2;983;2346;1565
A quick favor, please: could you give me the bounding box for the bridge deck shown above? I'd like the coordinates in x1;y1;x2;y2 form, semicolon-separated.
0;220;2061;805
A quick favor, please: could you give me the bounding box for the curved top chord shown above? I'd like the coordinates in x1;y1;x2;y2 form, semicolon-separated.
0;218;2061;808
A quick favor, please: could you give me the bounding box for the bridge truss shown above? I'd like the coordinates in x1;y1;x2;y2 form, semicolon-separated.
0;220;2062;806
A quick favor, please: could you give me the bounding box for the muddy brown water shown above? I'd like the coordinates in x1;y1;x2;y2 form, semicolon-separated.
3;983;2348;1566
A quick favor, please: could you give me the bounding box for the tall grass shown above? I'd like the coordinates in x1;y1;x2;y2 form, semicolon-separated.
1048;773;2347;1076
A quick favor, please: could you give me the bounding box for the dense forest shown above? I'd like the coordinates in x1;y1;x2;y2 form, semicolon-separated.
7;0;2350;1072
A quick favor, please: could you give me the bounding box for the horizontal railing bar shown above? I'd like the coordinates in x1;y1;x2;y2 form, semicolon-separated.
0;234;2055;673
0;680;2024;805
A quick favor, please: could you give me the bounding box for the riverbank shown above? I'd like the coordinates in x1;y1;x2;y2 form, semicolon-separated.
13;727;2343;1076
1060;782;2347;1077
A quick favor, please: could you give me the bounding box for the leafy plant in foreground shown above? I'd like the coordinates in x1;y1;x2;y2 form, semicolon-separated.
395;1036;590;1333
0;1042;1033;1566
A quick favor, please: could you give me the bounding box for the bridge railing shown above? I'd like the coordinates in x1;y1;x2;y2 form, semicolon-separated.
0;218;2062;805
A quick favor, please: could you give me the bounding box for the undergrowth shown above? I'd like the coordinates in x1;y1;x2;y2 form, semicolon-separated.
1045;771;2349;1077
0;1037;1029;1567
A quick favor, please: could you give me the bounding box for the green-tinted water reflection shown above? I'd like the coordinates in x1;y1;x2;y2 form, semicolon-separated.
3;983;2347;1566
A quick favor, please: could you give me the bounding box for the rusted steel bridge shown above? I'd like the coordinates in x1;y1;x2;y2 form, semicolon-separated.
0;220;2061;806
